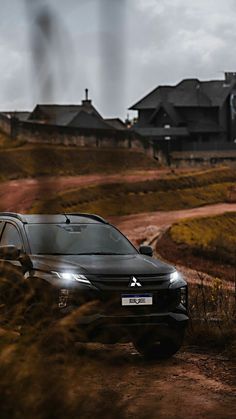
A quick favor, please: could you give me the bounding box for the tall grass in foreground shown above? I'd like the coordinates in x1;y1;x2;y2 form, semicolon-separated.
0;266;235;419
187;272;236;355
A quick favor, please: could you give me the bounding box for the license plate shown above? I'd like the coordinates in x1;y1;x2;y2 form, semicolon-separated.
121;294;153;306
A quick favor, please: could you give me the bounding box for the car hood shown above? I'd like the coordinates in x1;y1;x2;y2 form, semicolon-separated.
30;254;175;276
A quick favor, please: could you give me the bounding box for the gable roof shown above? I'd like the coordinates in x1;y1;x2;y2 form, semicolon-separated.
130;77;236;110
149;102;184;125
29;101;103;126
104;118;127;130
69;111;114;130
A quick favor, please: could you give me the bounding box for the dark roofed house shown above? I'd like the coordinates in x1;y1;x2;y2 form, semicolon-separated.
0;89;134;150
130;73;236;159
27;90;122;132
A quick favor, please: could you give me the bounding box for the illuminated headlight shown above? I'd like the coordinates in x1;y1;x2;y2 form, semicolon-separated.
169;271;180;283
52;271;91;284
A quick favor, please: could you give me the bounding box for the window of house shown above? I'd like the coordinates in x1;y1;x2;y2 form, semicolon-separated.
0;223;23;249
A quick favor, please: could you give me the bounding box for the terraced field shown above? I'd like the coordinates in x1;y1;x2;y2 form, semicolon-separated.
31;167;236;215
0;144;159;181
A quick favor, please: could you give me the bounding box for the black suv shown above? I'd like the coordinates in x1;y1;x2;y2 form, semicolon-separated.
0;212;188;359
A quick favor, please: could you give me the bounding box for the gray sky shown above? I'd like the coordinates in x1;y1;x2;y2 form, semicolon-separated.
0;0;236;118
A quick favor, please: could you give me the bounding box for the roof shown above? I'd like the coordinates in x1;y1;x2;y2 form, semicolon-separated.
29;101;104;127
130;77;236;110
26;102;125;131
104;118;127;130
2;112;31;121
148;102;184;125
69;111;114;130
130;86;173;110
0;213;107;224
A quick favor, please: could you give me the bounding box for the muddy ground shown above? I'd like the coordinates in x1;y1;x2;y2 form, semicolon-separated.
0;174;235;418
71;342;236;419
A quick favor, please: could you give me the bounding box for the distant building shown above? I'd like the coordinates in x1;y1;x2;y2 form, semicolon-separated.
0;90;136;151
129;72;236;156
4;89;126;132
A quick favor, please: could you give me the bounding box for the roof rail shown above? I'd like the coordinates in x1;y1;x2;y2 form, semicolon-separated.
67;213;108;224
0;212;25;222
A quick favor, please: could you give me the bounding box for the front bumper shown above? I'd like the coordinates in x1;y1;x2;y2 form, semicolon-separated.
55;280;188;343
61;305;188;343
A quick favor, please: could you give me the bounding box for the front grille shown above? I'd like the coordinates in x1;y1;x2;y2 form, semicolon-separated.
89;274;168;291
86;289;181;316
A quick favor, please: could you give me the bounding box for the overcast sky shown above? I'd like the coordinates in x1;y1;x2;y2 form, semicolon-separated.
1;0;236;118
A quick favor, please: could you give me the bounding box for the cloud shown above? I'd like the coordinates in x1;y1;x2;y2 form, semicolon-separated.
0;0;236;118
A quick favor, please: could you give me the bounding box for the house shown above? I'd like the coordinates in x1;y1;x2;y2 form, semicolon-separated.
129;72;236;155
12;89;127;132
0;90;135;150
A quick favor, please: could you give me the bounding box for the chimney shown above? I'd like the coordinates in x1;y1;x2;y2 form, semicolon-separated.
82;88;92;106
225;72;236;84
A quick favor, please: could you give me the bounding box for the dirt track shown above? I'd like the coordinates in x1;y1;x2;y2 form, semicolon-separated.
74;342;236;419
0;174;236;417
110;203;236;246
0;171;170;212
0;168;202;212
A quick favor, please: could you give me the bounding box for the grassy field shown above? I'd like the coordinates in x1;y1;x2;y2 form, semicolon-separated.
157;212;236;282
32;167;236;215
170;212;236;265
0;144;159;180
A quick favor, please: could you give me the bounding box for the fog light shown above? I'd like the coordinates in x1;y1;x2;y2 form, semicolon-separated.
58;289;70;309
180;287;187;306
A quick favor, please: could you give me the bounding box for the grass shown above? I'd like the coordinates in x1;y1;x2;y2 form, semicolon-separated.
170;212;236;265
31;166;236;215
186;272;236;357
0;144;159;181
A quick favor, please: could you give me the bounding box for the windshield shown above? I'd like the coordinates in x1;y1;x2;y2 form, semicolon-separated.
26;223;137;255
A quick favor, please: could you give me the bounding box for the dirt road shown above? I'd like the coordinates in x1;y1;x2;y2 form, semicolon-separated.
110;203;236;246
72;342;236;419
0;170;175;212
0;168;204;212
0;175;235;417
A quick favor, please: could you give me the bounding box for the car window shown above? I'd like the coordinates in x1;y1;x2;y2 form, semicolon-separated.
26;223;137;255
0;223;23;249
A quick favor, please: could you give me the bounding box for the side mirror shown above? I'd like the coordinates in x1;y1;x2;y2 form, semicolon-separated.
0;245;33;270
0;245;21;260
139;245;153;257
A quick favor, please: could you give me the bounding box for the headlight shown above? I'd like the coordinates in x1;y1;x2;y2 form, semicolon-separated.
52;271;91;285
169;270;180;283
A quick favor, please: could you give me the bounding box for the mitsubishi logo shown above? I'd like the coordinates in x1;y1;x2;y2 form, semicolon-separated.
129;276;142;287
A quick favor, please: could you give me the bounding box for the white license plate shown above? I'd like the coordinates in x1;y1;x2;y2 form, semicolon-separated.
121;294;153;306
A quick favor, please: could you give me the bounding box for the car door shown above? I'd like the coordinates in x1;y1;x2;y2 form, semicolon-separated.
0;221;25;276
0;222;27;315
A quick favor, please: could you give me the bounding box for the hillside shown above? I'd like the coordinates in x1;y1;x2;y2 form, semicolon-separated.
31;167;236;215
157;212;236;281
0;144;159;180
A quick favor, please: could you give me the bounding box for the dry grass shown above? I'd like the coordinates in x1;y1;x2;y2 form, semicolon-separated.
170;212;236;265
186;273;236;357
32;167;236;215
0;144;159;181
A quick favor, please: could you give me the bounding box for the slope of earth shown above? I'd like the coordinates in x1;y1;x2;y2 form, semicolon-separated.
0;169;198;212
157;212;236;282
31;167;236;215
0;144;159;181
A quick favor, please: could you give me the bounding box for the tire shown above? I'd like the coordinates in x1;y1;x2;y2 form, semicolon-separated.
132;328;185;360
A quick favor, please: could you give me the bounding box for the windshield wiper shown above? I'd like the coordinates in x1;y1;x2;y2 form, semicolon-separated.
83;252;125;255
